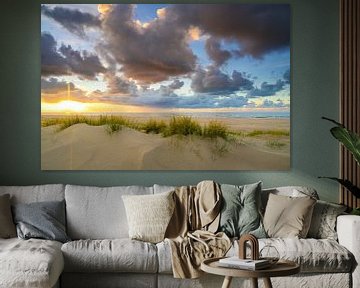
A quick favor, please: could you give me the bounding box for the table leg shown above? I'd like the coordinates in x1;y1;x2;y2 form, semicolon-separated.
251;278;258;288
221;276;233;288
263;277;273;288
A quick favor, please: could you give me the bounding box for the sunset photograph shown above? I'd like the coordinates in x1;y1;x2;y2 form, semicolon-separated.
41;4;290;170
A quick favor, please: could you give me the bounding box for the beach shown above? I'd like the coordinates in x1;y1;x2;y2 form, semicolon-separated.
41;116;290;170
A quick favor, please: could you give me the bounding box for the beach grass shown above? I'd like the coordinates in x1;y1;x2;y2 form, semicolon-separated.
246;129;290;137
41;115;289;143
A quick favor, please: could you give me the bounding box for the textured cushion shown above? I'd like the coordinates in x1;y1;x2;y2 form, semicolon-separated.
0;184;65;204
0;238;64;288
307;200;347;240
153;184;176;194
12;200;70;243
65;185;153;239
263;194;316;238
61;239;158;273
218;182;266;238
122;191;175;243
0;194;16;238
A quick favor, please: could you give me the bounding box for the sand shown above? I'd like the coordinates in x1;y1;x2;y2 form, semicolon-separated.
41;122;290;170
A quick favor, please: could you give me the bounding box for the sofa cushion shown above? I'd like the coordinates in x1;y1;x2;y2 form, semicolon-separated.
157;238;353;274
0;238;64;288
122;191;175;243
0;184;65;204
307;200;347;240
65;185;153;239
61;239;158;273
261;186;319;212
263;194;316;238
0;194;16;238
218;182;266;238
12;200;70;243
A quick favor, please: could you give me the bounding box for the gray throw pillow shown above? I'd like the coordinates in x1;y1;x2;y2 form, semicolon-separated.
0;194;16;238
12;200;70;243
307;200;347;240
218;182;266;238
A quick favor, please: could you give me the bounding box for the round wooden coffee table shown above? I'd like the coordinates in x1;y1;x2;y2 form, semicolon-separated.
201;257;300;288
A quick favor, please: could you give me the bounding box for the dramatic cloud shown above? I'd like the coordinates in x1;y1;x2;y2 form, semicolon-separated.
41;33;106;79
41;5;100;38
248;79;286;97
59;44;106;79
169;4;290;58
168;79;185;90
101;4;197;84
41;33;69;76
41;78;75;94
205;37;231;66
105;73;137;95
191;66;254;94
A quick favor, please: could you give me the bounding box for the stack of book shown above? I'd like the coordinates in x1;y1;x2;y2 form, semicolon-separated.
218;257;271;270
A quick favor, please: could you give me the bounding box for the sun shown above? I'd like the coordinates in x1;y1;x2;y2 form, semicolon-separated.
51;100;87;113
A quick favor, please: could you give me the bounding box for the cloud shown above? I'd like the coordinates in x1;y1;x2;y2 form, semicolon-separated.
170;4;290;58
259;99;288;108
191;66;254;94
59;44;106;79
205;37;231;66
248;79;286;97
41;5;100;38
168;79;184;90
41;78;75;94
283;69;290;84
104;73;137;95
100;4;197;84
41;32;106;79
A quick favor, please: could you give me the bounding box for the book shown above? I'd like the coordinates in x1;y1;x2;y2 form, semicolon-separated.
218;257;271;270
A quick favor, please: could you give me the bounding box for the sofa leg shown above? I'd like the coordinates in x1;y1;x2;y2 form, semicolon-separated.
263;277;273;288
221;276;232;288
251;278;258;288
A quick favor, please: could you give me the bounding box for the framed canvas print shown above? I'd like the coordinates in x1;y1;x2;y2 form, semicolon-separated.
41;4;290;170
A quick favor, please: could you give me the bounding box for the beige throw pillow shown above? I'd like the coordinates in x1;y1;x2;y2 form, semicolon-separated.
0;194;17;238
122;191;175;243
263;193;316;238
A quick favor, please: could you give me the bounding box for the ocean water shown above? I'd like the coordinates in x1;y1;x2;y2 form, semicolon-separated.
42;110;290;119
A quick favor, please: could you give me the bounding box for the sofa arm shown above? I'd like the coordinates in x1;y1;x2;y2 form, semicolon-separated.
337;215;360;288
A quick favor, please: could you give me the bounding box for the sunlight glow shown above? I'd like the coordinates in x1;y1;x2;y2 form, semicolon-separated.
43;100;87;113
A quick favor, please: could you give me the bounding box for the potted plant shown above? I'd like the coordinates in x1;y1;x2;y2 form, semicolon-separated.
320;117;360;215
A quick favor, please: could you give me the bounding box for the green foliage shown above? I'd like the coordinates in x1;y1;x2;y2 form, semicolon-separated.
320;117;360;200
246;130;290;137
266;140;286;149
203;121;229;140
164;116;202;137
142;119;167;134
106;123;122;134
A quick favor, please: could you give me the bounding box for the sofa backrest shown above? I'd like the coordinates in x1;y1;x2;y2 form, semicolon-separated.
65;184;153;240
0;184;65;204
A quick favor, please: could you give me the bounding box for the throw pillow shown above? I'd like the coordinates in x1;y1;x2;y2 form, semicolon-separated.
307;200;347;240
218;182;266;238
0;194;16;238
12;200;70;243
263;193;316;238
122;190;175;243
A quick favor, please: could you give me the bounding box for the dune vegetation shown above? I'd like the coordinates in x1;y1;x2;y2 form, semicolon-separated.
41;115;289;149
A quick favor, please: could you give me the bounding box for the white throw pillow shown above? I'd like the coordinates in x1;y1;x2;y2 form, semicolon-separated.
122;191;175;243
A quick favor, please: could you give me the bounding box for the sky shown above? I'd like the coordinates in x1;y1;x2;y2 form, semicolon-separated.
40;4;290;114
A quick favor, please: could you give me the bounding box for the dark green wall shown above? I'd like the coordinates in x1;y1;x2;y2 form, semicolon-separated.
0;0;340;202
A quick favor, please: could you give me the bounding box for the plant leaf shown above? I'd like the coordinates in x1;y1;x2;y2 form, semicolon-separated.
322;117;360;165
330;127;360;165
318;177;360;198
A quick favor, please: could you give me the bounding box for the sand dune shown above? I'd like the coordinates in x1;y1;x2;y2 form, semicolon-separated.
41;124;290;170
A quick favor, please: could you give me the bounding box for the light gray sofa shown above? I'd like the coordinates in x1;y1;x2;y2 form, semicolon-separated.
0;184;359;288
